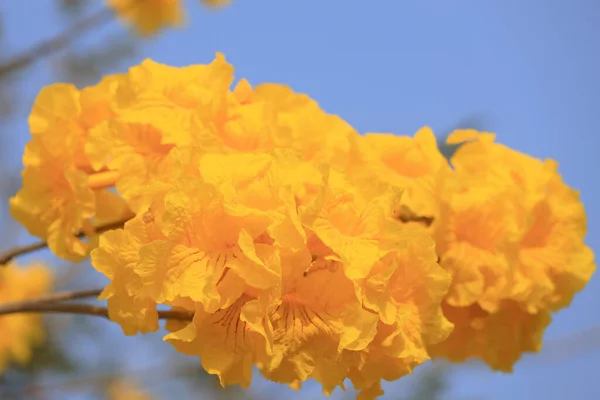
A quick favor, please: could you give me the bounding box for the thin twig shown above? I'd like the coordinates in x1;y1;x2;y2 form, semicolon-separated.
0;219;127;266
0;302;111;319
0;241;47;264
0;302;194;321
0;8;116;78
396;205;434;227
10;289;103;305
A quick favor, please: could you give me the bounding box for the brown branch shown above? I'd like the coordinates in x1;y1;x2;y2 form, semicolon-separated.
0;302;110;319
396;205;434;227
0;241;47;264
0;288;103;317
0;301;194;321
14;289;103;305
0;8;115;78
0;219;127;266
399;213;434;227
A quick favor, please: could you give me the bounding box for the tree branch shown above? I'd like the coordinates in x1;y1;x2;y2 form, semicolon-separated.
14;289;103;305
0;241;47;265
0;7;115;78
0;302;111;319
396;205;434;227
0;219;128;266
0;301;194;321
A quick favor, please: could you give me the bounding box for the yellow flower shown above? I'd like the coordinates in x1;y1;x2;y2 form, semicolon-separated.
428;302;551;372
85;120;175;214
113;54;235;147
85;55;250;215
252;83;361;168
93;151;452;398
91;217;161;335
201;0;231;7
96;152;296;385
434;176;518;311
106;0;232;37
10;162;96;261
10;79;131;261
427;130;595;370
165;296;272;388
82;54;362;218
107;0;185;37
14;51;595;395
12;54;359;262
131;152;303;312
295;171;452;397
111;54;361;168
260;233;378;381
107;379;153;400
0;263;53;374
357;127;449;222
508;158;594;313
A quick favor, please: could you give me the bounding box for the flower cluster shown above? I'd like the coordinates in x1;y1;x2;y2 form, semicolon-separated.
359;128;595;370
107;0;231;36
10;54;595;398
0;263;53;374
10;76;133;261
427;131;595;371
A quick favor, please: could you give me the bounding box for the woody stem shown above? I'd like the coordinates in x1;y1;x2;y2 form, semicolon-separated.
0;219;128;266
0;301;193;321
16;289;104;304
0;8;116;78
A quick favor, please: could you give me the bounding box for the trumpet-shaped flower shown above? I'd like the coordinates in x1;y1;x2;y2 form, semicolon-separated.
107;0;231;37
10;79;130;261
252;84;361;168
113;54;235;147
91;217;161;335
107;379;154;400
92;151;452;398
0;263;53;374
427;130;595;370
356;127;449;221
112;54;361;167
428;302;551;372
107;0;185;37
86;120;175;213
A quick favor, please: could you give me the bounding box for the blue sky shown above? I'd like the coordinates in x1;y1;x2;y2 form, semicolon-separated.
1;0;599;399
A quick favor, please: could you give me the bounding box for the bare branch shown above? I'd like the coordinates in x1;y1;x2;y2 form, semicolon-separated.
0;219;128;266
0;301;194;321
14;289;103;305
0;302;110;319
0;241;47;265
0;7;115;78
395;205;434;227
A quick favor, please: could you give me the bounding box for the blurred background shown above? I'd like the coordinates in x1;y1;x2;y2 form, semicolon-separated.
0;0;598;399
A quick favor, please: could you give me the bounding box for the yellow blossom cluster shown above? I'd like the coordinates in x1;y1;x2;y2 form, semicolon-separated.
0;263;54;374
360;128;595;371
106;0;231;36
10;76;133;261
9;53;595;397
